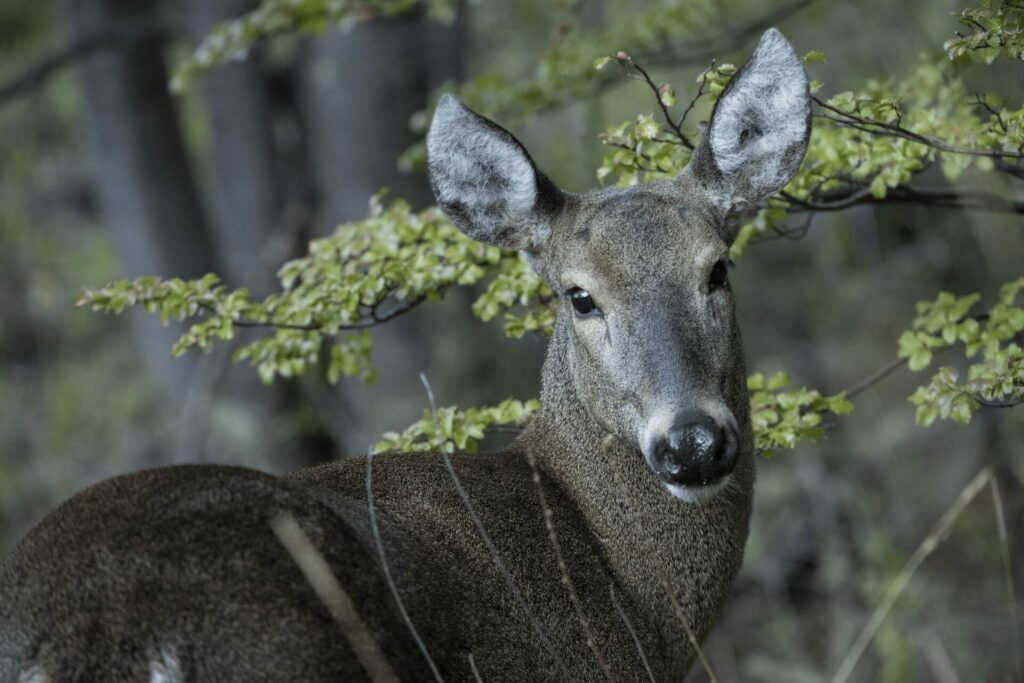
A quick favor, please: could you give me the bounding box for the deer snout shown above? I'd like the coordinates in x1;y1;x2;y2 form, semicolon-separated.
650;411;738;488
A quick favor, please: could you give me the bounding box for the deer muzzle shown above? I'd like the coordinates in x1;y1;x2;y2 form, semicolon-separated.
649;410;738;489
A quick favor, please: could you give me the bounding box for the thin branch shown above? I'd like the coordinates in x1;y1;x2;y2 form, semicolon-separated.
366;452;445;682
418;373;571;680
813;95;1024;160
830;467;994;683
468;653;484;682
197;294;428;333
636;0;819;66
784;185;1024;215
781;187;875;212
0;27;166;105
609;585;657;683
989;477;1023;683
843;357;908;400
526;451;614;681
676;64;712;131
972;395;1024;408
621;58;693;149
600;434;719;683
271;512;400;683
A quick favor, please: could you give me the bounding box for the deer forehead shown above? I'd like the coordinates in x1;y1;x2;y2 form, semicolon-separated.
552;187;725;293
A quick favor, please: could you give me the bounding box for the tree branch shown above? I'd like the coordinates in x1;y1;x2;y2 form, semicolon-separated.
813;95;1024;161
0;27;166;105
620;57;693;148
636;0;820;66
785;185;1024;214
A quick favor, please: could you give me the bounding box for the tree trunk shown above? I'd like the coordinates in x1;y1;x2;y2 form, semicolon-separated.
65;0;215;398
185;0;283;292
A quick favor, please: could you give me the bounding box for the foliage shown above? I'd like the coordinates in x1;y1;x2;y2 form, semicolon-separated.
82;1;1024;453
593;54;1024;257
748;371;853;456
902;281;1024;426
171;0;458;93
374;398;540;453
945;0;1024;63
78;194;552;385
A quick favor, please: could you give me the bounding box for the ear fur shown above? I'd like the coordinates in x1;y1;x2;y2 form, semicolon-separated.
689;28;811;215
426;95;564;251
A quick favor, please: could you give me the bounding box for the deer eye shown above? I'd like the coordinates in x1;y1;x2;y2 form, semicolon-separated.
567;287;601;317
709;260;730;291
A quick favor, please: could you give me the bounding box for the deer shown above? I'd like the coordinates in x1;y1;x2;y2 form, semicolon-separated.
0;28;809;682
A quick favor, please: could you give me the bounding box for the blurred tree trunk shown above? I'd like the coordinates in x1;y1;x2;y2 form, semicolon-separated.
65;0;215;398
296;10;462;452
185;0;283;292
299;11;434;223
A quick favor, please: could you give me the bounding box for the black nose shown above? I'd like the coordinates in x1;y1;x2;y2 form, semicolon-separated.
652;411;737;487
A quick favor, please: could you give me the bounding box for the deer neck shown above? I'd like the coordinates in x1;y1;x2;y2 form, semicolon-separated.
517;314;755;646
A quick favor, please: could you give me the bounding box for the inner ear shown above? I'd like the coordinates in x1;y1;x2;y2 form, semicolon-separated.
426;95;564;252
687;28;811;213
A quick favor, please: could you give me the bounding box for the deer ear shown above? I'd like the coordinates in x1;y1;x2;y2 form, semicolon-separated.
689;28;810;215
427;95;564;251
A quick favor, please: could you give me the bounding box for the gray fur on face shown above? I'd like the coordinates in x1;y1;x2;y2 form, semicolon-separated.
426;94;563;251
692;27;810;213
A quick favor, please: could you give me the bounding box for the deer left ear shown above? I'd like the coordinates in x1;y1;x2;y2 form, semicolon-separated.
426;95;564;252
688;28;811;218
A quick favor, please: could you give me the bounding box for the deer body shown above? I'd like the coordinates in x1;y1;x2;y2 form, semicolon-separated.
1;29;809;682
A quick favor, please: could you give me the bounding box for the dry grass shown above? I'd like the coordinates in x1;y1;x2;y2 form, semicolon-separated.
830;466;994;683
600;433;720;683
271;511;400;683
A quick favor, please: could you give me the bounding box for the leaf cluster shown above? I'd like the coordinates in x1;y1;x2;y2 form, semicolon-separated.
79;195;555;384
374;398;540;453
748;371;853;456
903;280;1024;425
945;0;1024;63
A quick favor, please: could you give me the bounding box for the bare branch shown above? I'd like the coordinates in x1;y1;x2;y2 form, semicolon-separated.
0;27;166;105
418;374;570;679
619;57;693;149
366;452;444;682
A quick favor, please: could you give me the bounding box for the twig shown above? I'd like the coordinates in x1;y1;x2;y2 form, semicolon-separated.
781;187;875;212
918;629;962;683
600;434;719;683
843;357;908;400
676;64;712;131
609;585;657;683
784;185;1024;215
621;58;693;149
271;512;400;683
198;294;427;333
418;373;571;680
366;452;445;682
989;477;1022;683
468;653;484;682
526;451;614;681
830;466;994;683
813;95;1024;160
972;395;1024;408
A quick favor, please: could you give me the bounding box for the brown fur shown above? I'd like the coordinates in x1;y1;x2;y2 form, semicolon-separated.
1;29;809;682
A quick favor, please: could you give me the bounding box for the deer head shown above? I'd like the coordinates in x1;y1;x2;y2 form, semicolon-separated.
427;29;809;503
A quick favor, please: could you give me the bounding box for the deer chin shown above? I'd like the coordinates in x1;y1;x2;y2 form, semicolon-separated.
662;476;731;504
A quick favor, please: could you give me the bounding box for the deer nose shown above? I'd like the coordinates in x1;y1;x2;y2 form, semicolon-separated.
652;411;737;487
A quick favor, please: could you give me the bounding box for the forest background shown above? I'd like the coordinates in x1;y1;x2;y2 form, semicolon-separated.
0;1;1022;681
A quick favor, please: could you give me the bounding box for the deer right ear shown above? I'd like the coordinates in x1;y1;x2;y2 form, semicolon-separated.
427;95;564;252
688;28;810;220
